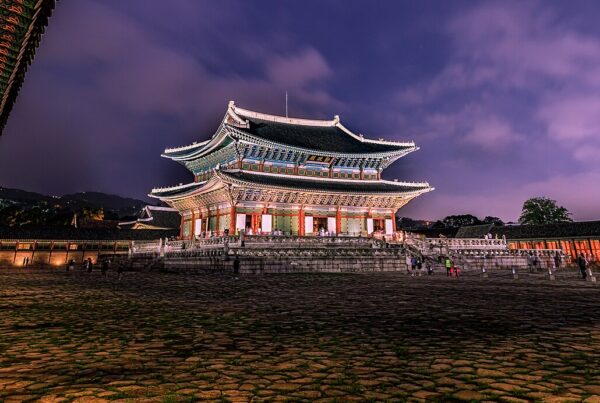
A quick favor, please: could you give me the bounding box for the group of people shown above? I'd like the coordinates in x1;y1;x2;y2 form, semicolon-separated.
444;256;461;277
576;253;595;280
526;251;566;273
64;258;123;279
405;254;433;276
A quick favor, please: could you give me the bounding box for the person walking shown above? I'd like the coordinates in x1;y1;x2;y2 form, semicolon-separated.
66;259;75;272
588;253;596;270
416;256;423;276
577;253;588;280
527;252;534;273
553;251;562;270
405;254;412;274
445;256;452;277
410;255;417;276
117;264;123;281
101;259;109;277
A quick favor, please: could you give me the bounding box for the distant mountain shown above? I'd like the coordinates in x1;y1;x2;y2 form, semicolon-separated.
0;187;52;204
60;191;148;216
0;187;150;226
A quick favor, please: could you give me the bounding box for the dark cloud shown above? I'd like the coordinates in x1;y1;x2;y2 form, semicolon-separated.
0;0;598;221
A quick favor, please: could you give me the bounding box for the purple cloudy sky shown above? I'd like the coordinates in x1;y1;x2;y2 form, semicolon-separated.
0;0;599;222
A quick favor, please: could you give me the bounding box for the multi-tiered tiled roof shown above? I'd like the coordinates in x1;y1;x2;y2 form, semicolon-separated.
162;102;416;163
152;101;432;216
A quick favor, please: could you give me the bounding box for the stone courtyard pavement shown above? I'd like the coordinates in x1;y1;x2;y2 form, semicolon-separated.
1;269;600;402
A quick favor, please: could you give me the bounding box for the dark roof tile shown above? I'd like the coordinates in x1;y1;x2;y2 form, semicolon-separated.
235;117;409;153
222;170;429;193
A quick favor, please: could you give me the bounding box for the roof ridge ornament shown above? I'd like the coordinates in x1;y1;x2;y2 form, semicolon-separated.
233;104;337;127
226;100;250;128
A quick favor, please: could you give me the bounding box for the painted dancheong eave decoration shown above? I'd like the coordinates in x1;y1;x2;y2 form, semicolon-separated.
151;101;433;238
0;0;56;135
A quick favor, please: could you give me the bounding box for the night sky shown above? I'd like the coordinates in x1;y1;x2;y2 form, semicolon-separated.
0;0;599;222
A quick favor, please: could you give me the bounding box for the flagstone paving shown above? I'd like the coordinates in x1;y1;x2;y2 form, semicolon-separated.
0;269;599;402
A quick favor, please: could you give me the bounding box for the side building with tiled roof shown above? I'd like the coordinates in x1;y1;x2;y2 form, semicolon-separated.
0;227;178;267
151;101;433;238
118;206;181;230
455;221;600;260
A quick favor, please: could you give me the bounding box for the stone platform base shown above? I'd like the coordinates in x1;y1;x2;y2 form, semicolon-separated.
161;254;406;274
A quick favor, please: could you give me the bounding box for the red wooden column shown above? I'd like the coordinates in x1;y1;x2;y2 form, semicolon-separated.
215;207;220;236
190;211;196;239
392;212;397;234
230;205;236;233
205;210;210;237
299;207;305;236
335;207;342;235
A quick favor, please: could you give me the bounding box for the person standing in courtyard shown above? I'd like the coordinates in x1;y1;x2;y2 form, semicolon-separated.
533;252;540;272
66;259;75;272
101;259;109;277
117;263;123;281
554;251;562;270
577;253;588;280
445;256;452;277
86;258;93;273
233;255;240;280
527;252;534;273
405;254;412;274
588;253;596;270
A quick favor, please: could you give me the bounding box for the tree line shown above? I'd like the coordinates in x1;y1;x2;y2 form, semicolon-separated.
399;196;573;229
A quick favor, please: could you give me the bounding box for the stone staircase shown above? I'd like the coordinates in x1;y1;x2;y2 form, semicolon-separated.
127;235;567;275
130;236;408;274
403;235;563;272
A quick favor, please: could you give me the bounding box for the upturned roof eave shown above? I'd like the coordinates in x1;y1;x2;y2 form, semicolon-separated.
149;181;208;200
161;139;211;159
149;169;433;201
0;0;56;136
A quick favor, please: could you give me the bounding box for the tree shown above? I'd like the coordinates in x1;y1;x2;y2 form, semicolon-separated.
518;197;572;225
482;216;504;226
441;214;481;228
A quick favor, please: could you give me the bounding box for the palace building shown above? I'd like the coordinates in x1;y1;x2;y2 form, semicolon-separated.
150;102;433;239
